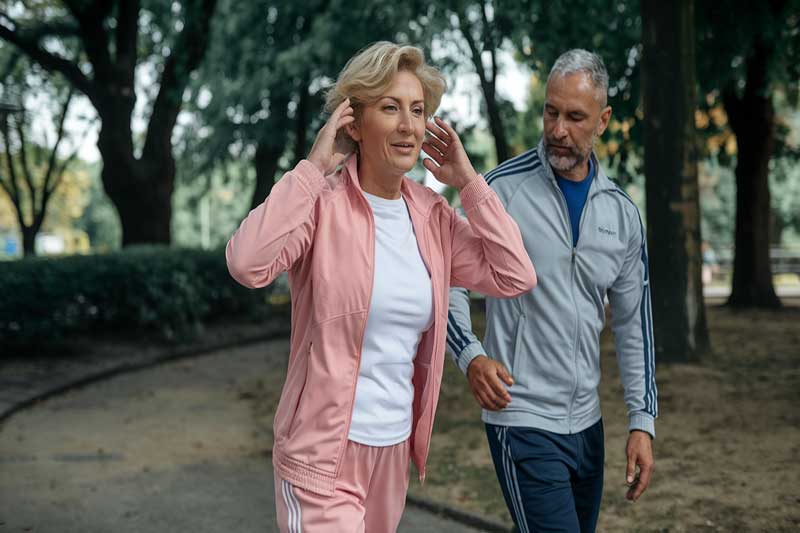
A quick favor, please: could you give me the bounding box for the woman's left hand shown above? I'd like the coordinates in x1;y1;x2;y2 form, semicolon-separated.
422;117;480;190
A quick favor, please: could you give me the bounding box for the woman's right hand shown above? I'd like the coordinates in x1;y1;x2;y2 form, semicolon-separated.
307;98;355;175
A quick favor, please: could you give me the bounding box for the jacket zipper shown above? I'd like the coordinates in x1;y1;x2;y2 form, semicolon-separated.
417;224;437;485
335;190;376;475
551;177;595;433
567;196;594;431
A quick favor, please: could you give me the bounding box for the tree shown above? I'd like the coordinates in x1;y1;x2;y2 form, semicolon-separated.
450;0;511;163
505;0;643;182
641;0;710;361
178;0;318;211
0;49;88;256
177;0;425;212
0;0;218;246
505;0;713;359
696;0;800;307
0;94;72;255
506;0;799;310
417;1;522;164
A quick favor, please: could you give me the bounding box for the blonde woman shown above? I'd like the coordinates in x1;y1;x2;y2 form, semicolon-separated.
226;41;537;532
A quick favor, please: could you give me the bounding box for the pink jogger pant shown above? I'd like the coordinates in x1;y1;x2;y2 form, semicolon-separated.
274;438;411;532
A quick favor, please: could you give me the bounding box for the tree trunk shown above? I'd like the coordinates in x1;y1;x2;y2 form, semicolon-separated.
722;40;781;308
21;226;36;256
456;6;509;164
0;0;217;248
97;110;174;246
641;0;710;362
251;90;292;209
485;92;509;164
294;79;311;165
102;159;174;246
20;209;45;256
251;141;285;210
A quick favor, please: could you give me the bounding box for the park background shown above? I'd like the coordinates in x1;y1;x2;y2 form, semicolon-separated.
1;1;799;531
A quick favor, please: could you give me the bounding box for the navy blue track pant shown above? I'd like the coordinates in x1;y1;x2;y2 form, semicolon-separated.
485;420;605;533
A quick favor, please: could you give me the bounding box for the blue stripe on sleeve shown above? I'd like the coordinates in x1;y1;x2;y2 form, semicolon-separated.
484;149;537;181
448;311;472;348
611;188;658;417
487;160;542;186
447;310;477;365
484;150;541;185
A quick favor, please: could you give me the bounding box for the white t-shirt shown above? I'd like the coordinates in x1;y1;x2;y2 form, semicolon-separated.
347;190;434;446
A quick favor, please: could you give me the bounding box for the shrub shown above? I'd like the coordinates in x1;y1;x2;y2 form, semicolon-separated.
0;245;282;347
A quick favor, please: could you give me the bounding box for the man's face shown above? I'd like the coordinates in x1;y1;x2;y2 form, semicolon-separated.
543;72;611;175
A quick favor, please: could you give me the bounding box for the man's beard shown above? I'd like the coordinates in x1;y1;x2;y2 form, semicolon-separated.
545;137;593;174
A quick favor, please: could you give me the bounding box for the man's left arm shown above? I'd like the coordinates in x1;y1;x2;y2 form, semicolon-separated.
607;208;658;502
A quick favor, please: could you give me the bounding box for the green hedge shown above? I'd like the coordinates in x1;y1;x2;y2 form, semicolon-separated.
0;245;283;346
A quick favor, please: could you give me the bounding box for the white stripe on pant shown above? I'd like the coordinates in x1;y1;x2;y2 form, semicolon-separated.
282;479;303;532
497;426;530;533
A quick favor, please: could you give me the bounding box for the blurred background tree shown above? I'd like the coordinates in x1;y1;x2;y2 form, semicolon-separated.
0;0;217;246
696;0;800;307
0;49;91;256
174;0;427;224
1;0;798;316
641;0;709;361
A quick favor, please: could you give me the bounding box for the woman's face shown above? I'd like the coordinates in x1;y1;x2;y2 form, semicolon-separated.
348;70;426;178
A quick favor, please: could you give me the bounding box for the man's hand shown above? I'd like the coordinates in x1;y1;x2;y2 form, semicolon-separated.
466;355;513;411
625;430;654;502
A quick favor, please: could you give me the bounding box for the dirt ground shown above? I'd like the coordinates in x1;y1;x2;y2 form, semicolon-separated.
596;302;800;532
247;302;800;532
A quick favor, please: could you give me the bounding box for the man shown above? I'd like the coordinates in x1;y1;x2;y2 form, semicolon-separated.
447;49;657;532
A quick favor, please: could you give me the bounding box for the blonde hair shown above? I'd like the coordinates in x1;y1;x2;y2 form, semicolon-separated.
325;41;447;151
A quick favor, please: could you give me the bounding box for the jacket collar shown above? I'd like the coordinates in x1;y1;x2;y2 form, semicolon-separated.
341;153;435;216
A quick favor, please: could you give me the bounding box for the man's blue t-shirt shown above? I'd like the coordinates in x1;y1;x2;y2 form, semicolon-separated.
555;157;595;247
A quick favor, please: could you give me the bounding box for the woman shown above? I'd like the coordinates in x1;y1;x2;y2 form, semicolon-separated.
226;41;536;532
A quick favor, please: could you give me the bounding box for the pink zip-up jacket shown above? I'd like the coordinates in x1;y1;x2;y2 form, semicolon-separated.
226;156;536;496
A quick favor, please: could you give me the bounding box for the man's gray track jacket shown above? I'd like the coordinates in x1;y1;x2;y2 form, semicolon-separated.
447;140;658;437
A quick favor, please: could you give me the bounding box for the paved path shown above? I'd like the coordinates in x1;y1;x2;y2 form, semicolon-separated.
703;284;800;299
0;341;486;532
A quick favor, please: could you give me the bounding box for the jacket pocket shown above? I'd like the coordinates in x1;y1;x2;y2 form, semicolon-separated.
510;313;526;375
279;314;362;474
285;342;312;441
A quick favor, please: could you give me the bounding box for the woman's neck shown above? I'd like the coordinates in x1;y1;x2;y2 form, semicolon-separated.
357;154;403;200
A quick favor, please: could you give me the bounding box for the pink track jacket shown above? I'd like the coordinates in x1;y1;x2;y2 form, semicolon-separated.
226;156;536;496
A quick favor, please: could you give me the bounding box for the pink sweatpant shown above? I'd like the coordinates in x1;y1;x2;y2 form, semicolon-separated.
274;438;411;532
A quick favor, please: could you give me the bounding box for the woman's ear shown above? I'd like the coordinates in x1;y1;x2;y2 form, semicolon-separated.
345;121;361;142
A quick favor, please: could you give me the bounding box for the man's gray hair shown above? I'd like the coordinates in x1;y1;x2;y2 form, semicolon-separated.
548;49;609;104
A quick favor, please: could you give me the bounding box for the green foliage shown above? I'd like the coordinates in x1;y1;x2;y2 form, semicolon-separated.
700;158;736;247
770;156;800;245
769;98;800;244
176;0;427;194
504;0;643;149
695;0;800;167
461;125;497;174
171;158;254;249
696;0;800;98
510;75;545;155
0;246;280;348
74;162;122;252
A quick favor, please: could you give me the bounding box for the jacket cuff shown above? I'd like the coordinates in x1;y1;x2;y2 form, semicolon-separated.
456;341;486;375
629;412;656;439
458;176;492;212
295;159;328;197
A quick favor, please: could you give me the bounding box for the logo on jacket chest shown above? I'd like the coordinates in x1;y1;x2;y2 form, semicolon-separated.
598;226;617;236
